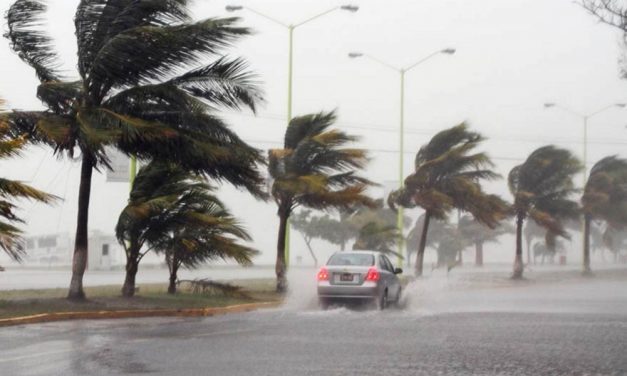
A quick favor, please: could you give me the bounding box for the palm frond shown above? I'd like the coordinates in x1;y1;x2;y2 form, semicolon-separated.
5;0;62;82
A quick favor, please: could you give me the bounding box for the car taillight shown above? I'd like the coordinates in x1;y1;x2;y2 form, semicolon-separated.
317;267;329;281
365;267;380;282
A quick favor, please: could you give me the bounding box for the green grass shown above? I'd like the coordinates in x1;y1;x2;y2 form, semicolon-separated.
0;279;280;320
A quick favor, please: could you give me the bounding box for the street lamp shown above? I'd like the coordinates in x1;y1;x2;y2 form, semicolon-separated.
544;102;626;184
544;101;625;274
226;4;359;266
349;48;456;267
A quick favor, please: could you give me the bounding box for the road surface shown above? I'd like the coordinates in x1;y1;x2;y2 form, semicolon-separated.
1;276;626;375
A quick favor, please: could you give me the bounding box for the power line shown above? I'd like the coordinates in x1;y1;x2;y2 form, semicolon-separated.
222;110;627;146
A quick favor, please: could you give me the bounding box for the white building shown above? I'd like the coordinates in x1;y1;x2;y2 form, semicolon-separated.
21;230;156;270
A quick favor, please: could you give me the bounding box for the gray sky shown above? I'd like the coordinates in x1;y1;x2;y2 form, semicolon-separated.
1;0;626;265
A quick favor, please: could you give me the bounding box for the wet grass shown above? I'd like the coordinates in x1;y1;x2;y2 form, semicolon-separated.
0;279;280;320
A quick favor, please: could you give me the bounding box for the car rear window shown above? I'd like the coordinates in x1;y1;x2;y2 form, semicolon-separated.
327;253;374;266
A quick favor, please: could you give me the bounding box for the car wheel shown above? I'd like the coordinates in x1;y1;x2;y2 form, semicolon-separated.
319;298;329;310
376;291;387;311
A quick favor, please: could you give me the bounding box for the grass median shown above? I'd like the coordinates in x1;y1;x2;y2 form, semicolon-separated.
0;278;280;320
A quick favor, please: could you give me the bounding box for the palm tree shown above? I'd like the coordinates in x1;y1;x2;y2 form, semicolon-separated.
0;98;57;262
268;111;375;292
4;1;265;300
405;214;448;268
116;161;257;296
458;215;513;267
389;123;508;276
349;199;407;256
508;146;581;279
581;156;627;274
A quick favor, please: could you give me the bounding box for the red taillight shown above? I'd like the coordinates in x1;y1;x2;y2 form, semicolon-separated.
365;267;380;282
317;267;329;281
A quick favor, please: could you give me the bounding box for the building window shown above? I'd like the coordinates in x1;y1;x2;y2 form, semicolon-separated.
102;244;109;256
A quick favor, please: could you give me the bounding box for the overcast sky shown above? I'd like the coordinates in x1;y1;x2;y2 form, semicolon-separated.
1;0;626;265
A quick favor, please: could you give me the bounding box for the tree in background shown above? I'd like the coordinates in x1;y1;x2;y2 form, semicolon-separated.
458;215;514;267
389;123;508;276
0;98;56;263
269;111;374;292
3;0;265;300
116;162;257;296
508;146;581;279
405;214;448;268
581;156;627;274
523;220;545;265
290;210;323;266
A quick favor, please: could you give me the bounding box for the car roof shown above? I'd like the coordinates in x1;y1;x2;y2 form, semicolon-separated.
332;250;380;256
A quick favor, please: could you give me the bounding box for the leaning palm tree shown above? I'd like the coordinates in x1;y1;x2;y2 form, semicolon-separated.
268;111;375;292
581;156;627;274
389;123;508;276
4;1;265;300
0;98;56;261
116;161;257;296
508;146;581;279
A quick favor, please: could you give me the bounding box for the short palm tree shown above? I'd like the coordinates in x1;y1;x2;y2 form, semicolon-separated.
508;146;581;279
116;161;257;296
4;0;265;300
458;215;513;267
581;156;627;274
0;98;56;261
268;111;375;292
389;123;508;276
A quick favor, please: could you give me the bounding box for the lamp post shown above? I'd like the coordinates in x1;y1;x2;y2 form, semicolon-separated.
349;48;456;268
543;102;626;185
544;102;626;273
226;4;359;267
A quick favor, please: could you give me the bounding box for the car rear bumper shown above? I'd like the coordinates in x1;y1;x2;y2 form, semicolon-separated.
317;282;380;299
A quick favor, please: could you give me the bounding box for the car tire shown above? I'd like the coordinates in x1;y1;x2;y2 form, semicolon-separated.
319;298;329;310
376;291;387;311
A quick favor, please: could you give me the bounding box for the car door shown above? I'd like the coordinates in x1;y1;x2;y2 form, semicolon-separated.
381;255;401;300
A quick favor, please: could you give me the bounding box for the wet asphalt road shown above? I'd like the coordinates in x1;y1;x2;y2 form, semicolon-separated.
2;278;627;375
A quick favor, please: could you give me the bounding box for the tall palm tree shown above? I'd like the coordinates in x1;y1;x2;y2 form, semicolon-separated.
0;98;57;261
389;123;508;276
508;146;581;279
581;156;627;274
116;161;257;296
268;111;375;292
4;0;265;300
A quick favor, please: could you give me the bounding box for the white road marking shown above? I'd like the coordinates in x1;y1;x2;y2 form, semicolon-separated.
0;349;72;364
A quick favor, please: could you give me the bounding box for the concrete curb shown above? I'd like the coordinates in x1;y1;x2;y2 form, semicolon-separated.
0;301;282;328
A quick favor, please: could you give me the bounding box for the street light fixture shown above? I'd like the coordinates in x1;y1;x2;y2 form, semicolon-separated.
544;101;625;273
226;4;358;267
349;48;456;267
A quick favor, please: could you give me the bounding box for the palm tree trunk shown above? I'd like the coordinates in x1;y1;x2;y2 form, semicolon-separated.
276;210;289;293
121;237;140;297
512;212;524;279
415;211;431;277
67;154;94;301
525;237;532;265
168;255;179;295
583;214;592;275
475;241;484;266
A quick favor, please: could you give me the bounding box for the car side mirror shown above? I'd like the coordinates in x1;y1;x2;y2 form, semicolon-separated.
394;268;403;275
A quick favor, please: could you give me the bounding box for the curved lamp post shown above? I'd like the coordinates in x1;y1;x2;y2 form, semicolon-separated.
349;48;456;267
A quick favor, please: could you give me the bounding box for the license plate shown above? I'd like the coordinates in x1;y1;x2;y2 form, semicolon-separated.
340;273;354;282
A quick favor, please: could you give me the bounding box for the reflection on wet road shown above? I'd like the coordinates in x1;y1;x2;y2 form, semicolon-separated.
2;277;627;375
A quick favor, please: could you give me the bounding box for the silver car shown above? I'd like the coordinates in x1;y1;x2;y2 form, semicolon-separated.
317;250;402;310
